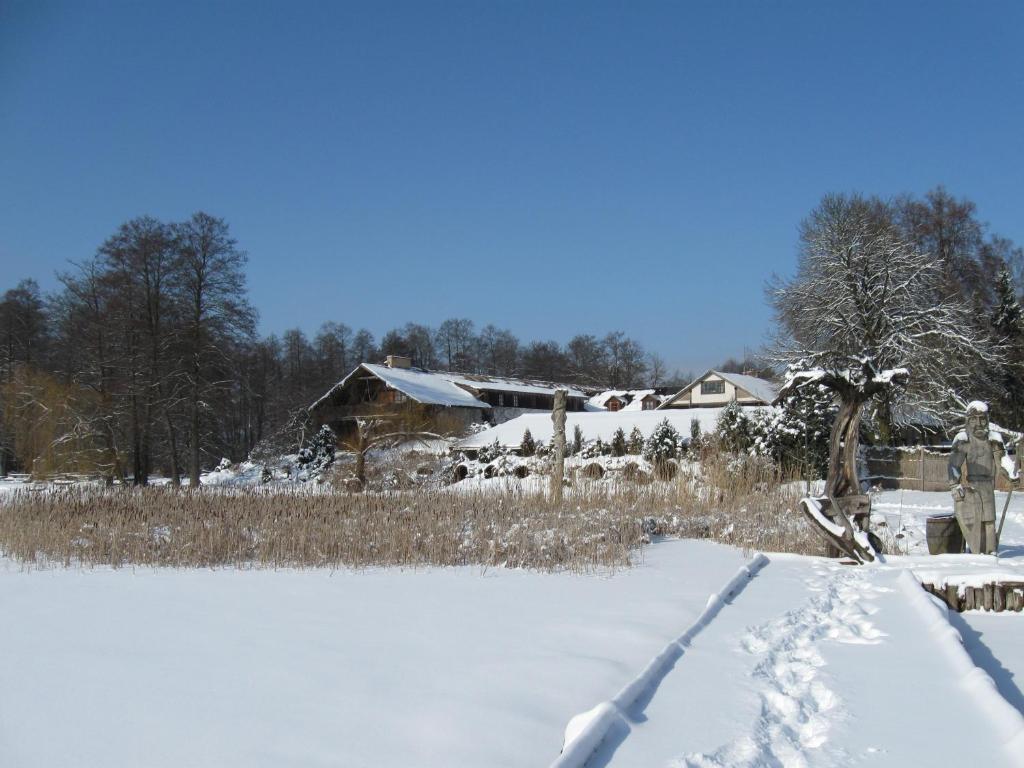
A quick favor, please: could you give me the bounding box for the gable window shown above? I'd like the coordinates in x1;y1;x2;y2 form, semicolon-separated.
642;398;657;410
700;380;725;396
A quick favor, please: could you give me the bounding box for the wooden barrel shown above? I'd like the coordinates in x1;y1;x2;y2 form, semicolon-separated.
926;514;964;555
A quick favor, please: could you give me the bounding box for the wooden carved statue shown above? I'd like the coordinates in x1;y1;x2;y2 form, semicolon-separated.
948;401;1019;554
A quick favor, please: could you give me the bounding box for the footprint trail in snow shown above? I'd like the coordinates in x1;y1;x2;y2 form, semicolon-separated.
672;566;887;768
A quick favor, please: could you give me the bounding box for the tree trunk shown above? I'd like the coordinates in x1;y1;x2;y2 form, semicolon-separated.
189;364;200;487
825;397;864;499
165;410;180;487
550;390;567;503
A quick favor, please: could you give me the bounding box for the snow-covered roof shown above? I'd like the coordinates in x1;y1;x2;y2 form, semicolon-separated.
715;371;778;404
621;390;663;411
443;371;588;399
456;406;775;450
659;370;779;409
588;389;663;410
311;364;588;411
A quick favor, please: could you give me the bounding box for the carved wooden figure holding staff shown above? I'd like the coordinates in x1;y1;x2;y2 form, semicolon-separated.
948;401;1020;554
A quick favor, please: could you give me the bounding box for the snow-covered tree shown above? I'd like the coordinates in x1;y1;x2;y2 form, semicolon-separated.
643;418;680;463
627;426;644;455
570;424;583;456
689;418;701;443
770;193;1002;441
519;428;536;456
752;376;835;479
297;425;337;476
610;427;627;457
992;265;1024;339
991;264;1024;428
714;401;753;453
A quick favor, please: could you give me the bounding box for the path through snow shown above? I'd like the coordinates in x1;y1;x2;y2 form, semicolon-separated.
579;558;1020;768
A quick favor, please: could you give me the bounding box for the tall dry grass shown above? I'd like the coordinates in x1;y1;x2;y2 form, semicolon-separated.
0;452;821;570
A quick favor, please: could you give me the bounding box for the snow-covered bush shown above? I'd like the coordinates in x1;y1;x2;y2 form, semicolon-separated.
643;419;680;463
581;437;611;458
296;425;336;476
477;438;505;464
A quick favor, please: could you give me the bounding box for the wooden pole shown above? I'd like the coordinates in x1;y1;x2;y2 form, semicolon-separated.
550;389;567;503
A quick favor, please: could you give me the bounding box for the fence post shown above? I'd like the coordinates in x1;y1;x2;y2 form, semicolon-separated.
920;446;925;491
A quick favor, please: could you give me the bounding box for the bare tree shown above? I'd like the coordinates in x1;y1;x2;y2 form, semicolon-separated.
566;334;608;386
647;352;667;387
769;193;1003;442
174;212;256;487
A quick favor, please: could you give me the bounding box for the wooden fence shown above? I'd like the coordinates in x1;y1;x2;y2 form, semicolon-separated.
864;446;1016;492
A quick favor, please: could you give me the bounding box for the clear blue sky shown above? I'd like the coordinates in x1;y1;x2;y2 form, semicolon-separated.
2;1;1022;373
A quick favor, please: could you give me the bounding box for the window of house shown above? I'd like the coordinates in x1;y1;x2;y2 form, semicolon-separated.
498;393;505;407
393;391;407;404
608;398;621;411
513;394;519;407
700;380;725;395
642;398;656;410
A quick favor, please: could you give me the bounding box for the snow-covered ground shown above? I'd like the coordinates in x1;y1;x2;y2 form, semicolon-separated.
2;489;1023;766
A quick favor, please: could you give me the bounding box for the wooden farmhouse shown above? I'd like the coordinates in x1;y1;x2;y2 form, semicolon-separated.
658;370;779;410
309;355;589;439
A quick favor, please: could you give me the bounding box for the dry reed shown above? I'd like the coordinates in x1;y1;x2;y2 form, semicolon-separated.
0;454;821;570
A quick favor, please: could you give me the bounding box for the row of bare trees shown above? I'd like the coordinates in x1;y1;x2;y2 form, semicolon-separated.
1;213;255;484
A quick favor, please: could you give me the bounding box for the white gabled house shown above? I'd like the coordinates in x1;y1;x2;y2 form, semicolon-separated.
658;369;778;410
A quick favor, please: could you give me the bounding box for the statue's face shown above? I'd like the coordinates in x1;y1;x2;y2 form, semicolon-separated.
968;412;989;439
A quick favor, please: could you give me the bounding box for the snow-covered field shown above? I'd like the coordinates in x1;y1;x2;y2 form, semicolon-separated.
2;489;1023;767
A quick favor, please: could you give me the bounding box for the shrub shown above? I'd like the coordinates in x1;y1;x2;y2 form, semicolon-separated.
643;419;680;463
477;438;504;464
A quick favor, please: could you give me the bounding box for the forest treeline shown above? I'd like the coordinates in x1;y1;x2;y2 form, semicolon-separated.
2;186;1022;483
0;213;687;483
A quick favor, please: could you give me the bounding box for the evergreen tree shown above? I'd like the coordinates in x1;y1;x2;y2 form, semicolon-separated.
520;428;536;456
571;424;584;456
627;426;644;454
610;426;627;457
643;419;680;463
991;265;1024;428
993;266;1024;338
715;401;753;453
690;418;702;443
297;425;337;476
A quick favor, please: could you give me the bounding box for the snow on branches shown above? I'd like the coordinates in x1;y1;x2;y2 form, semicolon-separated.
768;193;1005;427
